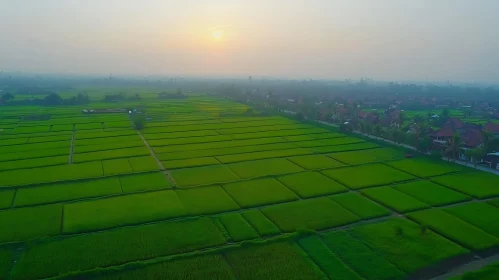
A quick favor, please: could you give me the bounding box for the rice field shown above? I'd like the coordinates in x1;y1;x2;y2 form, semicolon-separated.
1;92;498;279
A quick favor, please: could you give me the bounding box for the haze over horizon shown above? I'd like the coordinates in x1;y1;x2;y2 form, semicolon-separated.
1;0;498;83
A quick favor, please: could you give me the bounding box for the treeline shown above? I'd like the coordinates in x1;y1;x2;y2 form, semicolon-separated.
3;93;90;106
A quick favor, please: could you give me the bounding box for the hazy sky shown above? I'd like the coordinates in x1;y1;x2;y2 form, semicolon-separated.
1;0;498;83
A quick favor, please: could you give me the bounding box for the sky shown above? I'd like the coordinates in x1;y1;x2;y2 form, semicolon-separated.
1;0;498;83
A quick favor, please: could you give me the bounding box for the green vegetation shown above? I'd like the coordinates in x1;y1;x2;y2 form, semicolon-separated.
119;172;171;192
218;213;259;242
298;235;362;280
177;185;240;215
313;142;380;153
262;198;360;232
330;192;391;219
322;163;414;190
450;261;499;280
241;210;281;236
0;248;12;279
277;171;348;198
0;204;62;243
328;147;406;165
102;158;133;175
73;146;150;163
15;177;122;207
171;165;239;187
0;155;67;171
322;231;406;280
361;186;430;213
386;158;464;177
287;154;345;170
13;217;226;280
408;209;499;250
431;172;499;199
294;137;363;148
225;242;326;280
217;148;313;163
0;189;15;209
394;180;471;206
128;156;160;172
229;158;304;179
63;190;187;233
162;156;220;169
489;198;499;208
444;202;499;238
222;178;299;208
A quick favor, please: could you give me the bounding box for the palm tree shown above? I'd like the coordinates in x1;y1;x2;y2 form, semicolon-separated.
444;133;465;162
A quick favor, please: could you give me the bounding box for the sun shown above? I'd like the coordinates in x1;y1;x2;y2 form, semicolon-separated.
211;30;223;40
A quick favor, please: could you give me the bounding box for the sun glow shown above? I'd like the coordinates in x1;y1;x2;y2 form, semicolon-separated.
211;30;223;40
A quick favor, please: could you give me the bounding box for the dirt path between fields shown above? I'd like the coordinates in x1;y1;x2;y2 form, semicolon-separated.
68;128;75;164
137;131;177;186
429;253;499;280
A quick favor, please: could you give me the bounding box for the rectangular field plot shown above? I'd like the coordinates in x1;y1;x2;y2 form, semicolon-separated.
394;181;471;206
309;132;348;139
313;142;380;153
431;172;499;199
386;158;464;177
73;146;150;163
322;163;415;190
161;156;219;169
75;140;144;153
0;147;68;162
361;186;430;213
63;190;187;233
277;172;348;198
119;172;171;193
0;141;70;154
262;198;360;232
171;165;239;188
218;124;309;134
75;135;139;146
294;137;364;148
283;135;315;142
0;162;103;187
241;210;281;236
349;218;467;274
0;248;12;279
153;137;286;153
222;178;299;208
143;129;219;140
229;158;303;179
218;213;259;242
28;134;71;144
330;193;391;219
177;185;240;215
328;147;406;165
14;177;122;207
0;204;62;243
444;202;499;238
407;209;499;251
225;242;326;280
489;199;499;208
147;135;232;147
230;127;329;140
102;158;132;176
128;156;160;172
0;189;15;209
0;155;68;172
298;235;362;280
157;142;296;161
322;231;406;280
216;148;313;163
287;154;345;170
13;217;226;280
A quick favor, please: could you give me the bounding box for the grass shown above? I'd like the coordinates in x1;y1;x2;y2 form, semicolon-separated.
328;147;406;165
12;217;226;280
444;202;499;238
171;165;240;188
216;148;313;163
63;190;187;233
222;178;299;208
407;209;499;251
225;242;326;280
322;231;406;280
177;185;240;215
119;172;171;193
218;213;259;242
277;171;348;198
102;158;133;175
287;154;345;170
0;204;62;243
330;193;391;219
450;261;499;280
92;254;234;280
128;156;160;172
322;163;414;190
394;180;471;206
14;177;122;207
361;186;430;213
386;157;464;177
229;158;304;179
431;172;499;199
161;156;220;169
241;210;281;236
262;197;360;232
0;189;15;209
298;235;362;280
349;218;468;274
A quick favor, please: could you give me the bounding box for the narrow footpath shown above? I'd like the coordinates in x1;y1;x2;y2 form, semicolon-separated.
137;131;177;186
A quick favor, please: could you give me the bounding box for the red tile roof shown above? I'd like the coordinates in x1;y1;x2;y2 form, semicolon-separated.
484;123;499;134
430;127;454;138
461;129;483;148
358;111;368;118
447;117;464;129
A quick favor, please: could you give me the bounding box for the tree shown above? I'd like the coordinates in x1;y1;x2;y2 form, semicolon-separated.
43;93;63;105
466;148;485;168
417;136;432;153
1;92;14;101
295;112;304;121
444;133;464;162
133;115;146;130
374;125;382;137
